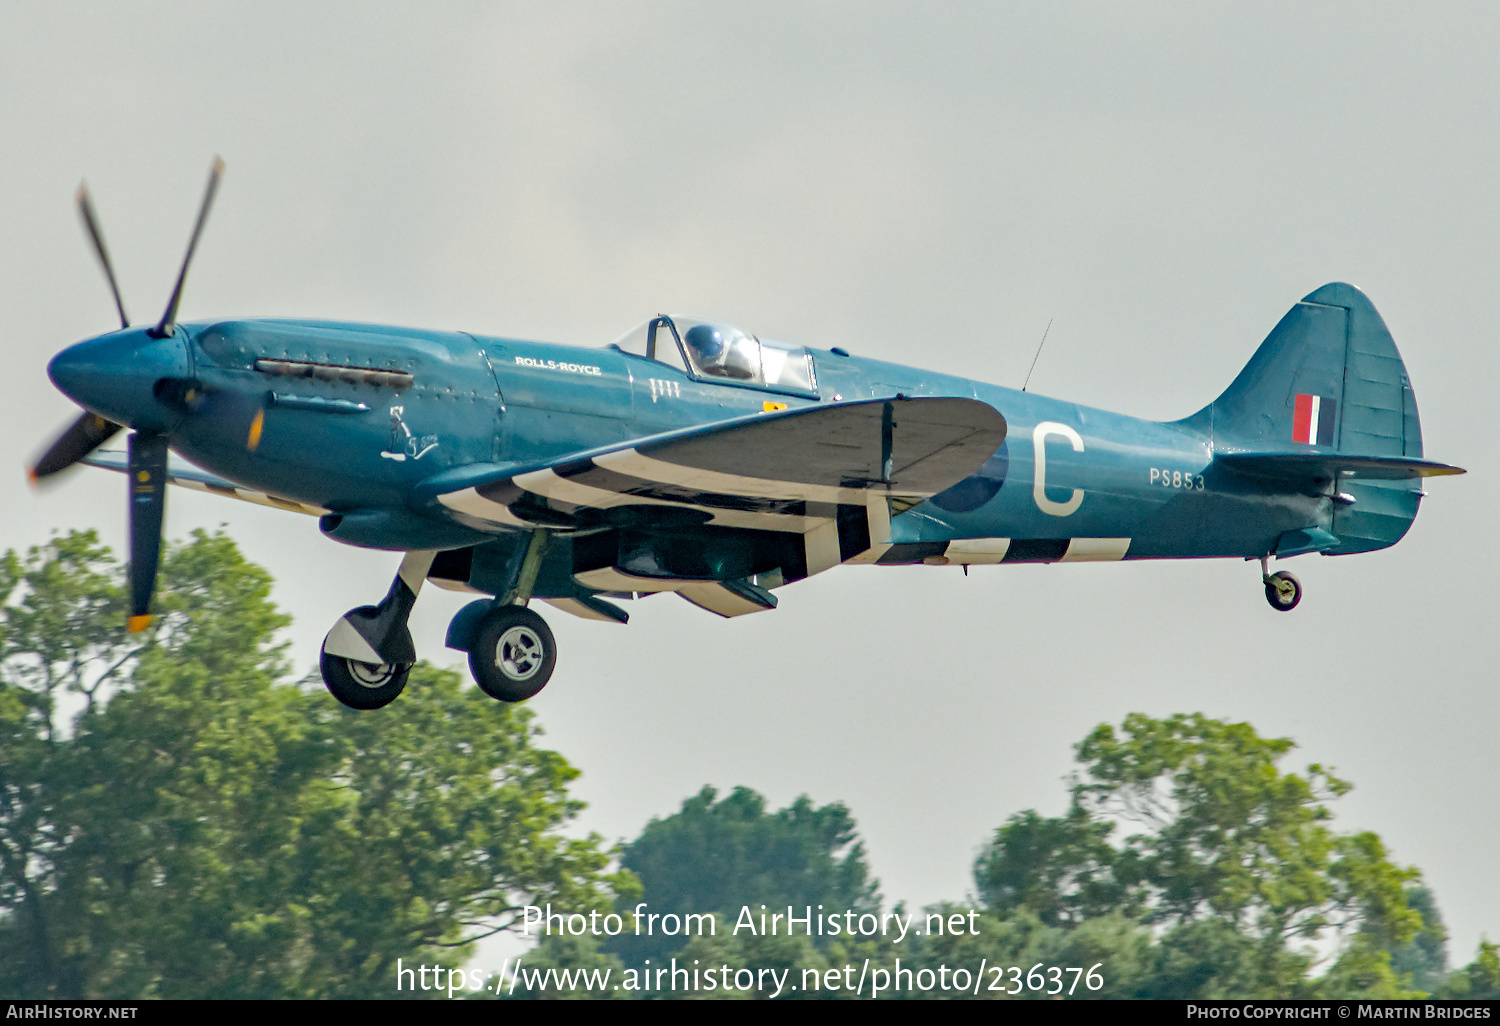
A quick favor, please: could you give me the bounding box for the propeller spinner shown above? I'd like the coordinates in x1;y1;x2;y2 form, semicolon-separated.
30;158;226;632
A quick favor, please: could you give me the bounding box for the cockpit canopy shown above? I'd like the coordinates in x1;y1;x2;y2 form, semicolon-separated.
609;315;818;397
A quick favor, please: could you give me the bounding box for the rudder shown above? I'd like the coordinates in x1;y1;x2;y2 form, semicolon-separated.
1193;283;1426;554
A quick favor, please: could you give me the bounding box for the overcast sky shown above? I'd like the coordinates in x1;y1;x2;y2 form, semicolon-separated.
3;2;1495;965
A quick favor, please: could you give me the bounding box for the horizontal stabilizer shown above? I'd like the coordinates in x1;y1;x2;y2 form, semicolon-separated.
1215;452;1465;483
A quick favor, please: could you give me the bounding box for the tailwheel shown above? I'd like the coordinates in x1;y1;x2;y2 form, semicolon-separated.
1263;570;1302;612
469;605;556;702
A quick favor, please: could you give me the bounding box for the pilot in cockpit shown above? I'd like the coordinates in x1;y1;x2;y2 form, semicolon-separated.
683;323;758;380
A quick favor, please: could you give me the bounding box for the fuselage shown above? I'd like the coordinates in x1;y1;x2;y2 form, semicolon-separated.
52;316;1347;565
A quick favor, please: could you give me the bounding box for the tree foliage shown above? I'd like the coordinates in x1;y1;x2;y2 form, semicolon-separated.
1390;886;1449;993
975;807;1127;927
623;786;878;919
1441;939;1500;1000
0;530;627;998
613;785;879;966
973;713;1428;999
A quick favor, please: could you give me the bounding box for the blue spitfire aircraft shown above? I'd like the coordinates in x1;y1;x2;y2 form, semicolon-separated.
31;160;1465;710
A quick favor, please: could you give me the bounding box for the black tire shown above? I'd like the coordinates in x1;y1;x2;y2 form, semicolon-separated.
469;605;556;702
321;645;410;710
1264;570;1302;612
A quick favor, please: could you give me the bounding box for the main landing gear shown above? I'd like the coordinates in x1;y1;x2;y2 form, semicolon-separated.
320;532;562;710
459;529;557;702
1259;556;1302;612
467;604;557;702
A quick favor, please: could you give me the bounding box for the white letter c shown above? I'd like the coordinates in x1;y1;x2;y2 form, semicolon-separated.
1033;421;1084;517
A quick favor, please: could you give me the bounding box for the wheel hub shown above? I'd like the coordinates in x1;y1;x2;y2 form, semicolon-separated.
348;659;397;688
497;626;543;681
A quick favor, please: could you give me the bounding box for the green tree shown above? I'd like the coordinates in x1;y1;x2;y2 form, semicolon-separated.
1388;886;1448;993
972;713;1427;999
0;530;627;998
896;905;1154;1000
613;785;879;967
506;933;628;1000
624;917;830;1001
1439;939;1500;999
975;807;1131;927
1136;918;1300;999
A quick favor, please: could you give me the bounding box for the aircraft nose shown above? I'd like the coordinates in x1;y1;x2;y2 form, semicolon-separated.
48;328;193;433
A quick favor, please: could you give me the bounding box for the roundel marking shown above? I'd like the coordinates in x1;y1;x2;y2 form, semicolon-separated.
930;441;1009;513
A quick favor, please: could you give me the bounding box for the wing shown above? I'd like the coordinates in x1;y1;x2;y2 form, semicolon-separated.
81;450;328;516
426;397;1007;609
430;396;1005;532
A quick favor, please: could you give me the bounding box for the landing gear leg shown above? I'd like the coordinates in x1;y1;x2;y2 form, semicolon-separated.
1260;556;1302;612
322;550;436;709
458;530;558;702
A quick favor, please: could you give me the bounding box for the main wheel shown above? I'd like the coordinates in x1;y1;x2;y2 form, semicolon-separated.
321;620;411;709
469;605;556;702
1264;570;1302;612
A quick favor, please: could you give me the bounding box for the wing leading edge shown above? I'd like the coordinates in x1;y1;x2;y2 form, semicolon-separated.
81;450;328;516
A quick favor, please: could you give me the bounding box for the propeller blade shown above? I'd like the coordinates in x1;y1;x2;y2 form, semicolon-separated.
75;182;130;330
29;411;123;482
127;431;168;632
154;156;225;339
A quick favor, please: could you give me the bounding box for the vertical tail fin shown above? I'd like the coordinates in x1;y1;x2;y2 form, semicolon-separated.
1192;283;1428;554
1200;282;1421;457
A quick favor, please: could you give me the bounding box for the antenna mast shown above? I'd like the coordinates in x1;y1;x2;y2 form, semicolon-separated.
1022;319;1052;392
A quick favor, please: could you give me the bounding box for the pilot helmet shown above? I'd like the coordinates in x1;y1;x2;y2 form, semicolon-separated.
683;324;726;363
